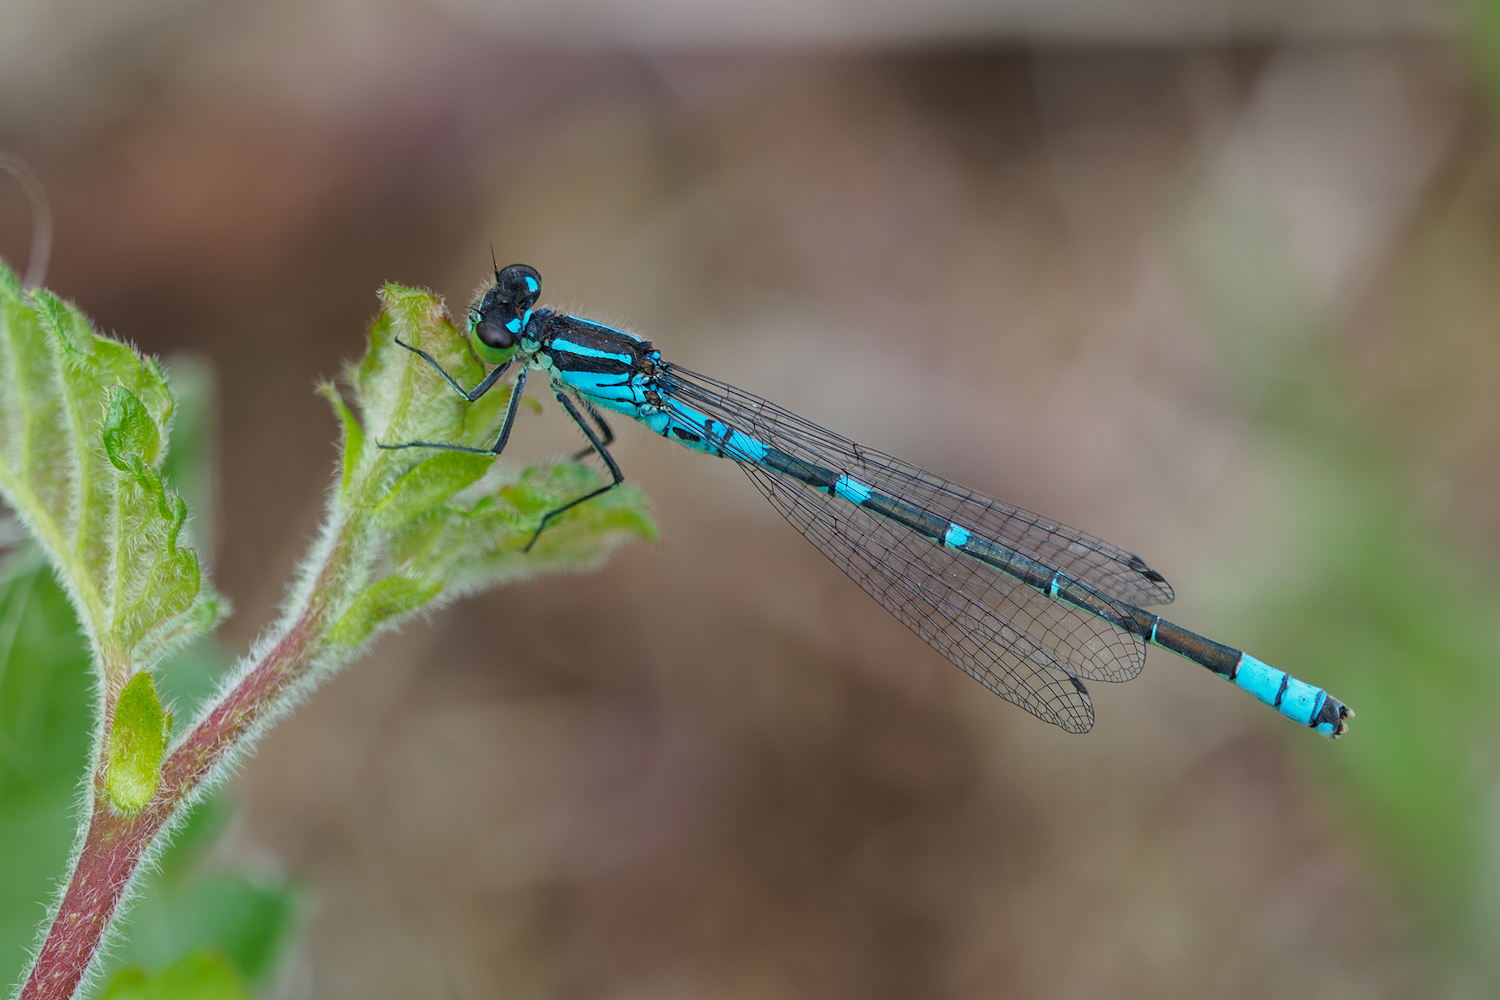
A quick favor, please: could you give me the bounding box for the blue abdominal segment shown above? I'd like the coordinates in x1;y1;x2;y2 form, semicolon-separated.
1230;653;1337;736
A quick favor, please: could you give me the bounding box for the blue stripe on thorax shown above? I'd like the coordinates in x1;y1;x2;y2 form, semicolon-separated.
549;337;635;365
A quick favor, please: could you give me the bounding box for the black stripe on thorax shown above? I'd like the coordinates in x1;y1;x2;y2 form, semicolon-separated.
540;315;650;375
549;352;636;376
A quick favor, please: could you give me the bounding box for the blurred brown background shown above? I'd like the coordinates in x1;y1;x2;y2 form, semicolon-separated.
5;0;1500;997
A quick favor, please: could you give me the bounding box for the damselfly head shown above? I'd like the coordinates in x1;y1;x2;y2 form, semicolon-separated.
468;263;542;362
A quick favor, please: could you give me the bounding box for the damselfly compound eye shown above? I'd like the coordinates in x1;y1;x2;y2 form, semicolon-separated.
475;320;515;349
495;264;542;311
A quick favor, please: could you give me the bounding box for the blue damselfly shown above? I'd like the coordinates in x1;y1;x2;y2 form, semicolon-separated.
381;264;1351;738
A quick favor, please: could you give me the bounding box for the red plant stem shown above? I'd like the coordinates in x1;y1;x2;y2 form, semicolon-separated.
21;600;327;1000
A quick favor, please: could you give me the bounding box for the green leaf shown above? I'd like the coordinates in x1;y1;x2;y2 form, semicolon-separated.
351;289;478;453
0;315;299;992
106;670;169;814
106;862;302;992
329;575;443;650
0;261;224;681
349;285;526;459
0;552;92;990
99;949;251;1000
384;460;657;597
318;381;363;494
373;450;494;531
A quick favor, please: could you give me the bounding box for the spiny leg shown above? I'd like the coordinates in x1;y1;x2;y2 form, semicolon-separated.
379;367;530;455
524;389;625;552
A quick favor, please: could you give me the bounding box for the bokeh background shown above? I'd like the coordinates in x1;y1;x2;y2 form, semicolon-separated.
4;0;1500;997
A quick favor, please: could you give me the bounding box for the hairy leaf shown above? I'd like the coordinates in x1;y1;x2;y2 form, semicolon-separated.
0;262;223;682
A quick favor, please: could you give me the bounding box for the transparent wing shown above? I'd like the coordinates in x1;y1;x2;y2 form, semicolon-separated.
739;458;1099;731
660;365;1174;608
658;364;1157;708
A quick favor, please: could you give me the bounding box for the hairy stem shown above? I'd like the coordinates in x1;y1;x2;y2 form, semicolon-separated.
20;519;349;1000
